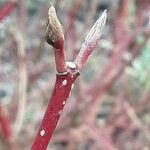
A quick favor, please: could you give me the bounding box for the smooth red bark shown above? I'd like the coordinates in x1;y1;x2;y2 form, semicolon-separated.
31;71;79;150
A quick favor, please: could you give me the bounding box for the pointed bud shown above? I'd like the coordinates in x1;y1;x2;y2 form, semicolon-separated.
45;4;64;49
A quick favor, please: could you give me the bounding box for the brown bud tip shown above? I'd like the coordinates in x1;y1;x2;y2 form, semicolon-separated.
45;4;64;49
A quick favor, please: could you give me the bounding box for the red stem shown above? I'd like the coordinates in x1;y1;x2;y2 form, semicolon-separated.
0;104;12;140
31;71;79;150
0;1;16;21
74;10;107;70
54;39;67;73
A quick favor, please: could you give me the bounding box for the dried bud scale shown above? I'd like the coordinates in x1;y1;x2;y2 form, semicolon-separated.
45;4;64;49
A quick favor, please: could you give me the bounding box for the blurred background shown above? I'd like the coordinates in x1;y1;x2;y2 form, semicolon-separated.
0;0;150;149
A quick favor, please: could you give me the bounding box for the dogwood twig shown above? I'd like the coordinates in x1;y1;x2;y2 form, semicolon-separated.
31;4;106;150
74;10;107;70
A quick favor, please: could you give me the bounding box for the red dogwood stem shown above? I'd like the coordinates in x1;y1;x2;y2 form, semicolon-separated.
0;105;12;140
31;4;106;149
74;10;107;70
31;71;79;150
0;1;16;21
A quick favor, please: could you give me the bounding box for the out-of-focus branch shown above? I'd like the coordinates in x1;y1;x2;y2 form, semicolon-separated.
74;10;107;70
0;1;17;21
134;88;150;113
13;0;28;136
136;0;150;26
0;103;16;150
13;31;28;136
0;104;11;141
87;124;117;150
113;0;129;43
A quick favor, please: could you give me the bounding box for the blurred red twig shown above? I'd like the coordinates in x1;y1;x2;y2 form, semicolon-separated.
0;103;16;150
0;104;11;140
0;1;16;21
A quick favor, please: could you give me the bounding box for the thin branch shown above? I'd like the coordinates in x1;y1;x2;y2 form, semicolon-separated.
13;31;28;136
74;10;107;70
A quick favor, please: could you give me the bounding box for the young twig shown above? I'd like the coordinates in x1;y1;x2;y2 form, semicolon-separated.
74;10;107;70
0;104;12;141
31;4;106;150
